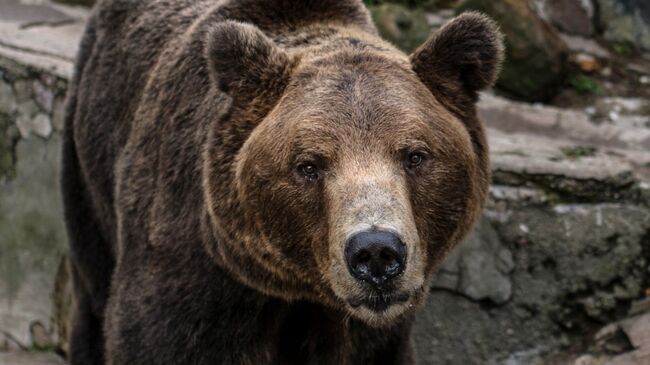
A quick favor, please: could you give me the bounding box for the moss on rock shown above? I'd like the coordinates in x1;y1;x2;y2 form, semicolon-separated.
369;3;431;52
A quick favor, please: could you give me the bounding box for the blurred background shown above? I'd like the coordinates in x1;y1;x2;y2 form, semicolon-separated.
0;0;649;364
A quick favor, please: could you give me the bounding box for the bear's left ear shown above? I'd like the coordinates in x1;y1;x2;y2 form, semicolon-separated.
410;12;504;112
205;21;296;104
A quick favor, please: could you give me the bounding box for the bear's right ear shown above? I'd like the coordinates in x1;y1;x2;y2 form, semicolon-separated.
205;21;295;103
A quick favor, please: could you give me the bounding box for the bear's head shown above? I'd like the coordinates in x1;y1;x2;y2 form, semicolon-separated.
203;12;503;326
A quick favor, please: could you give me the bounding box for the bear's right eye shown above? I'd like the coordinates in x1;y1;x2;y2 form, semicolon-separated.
299;163;319;182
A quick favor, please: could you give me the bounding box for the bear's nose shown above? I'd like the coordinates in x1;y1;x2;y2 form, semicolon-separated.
344;231;406;288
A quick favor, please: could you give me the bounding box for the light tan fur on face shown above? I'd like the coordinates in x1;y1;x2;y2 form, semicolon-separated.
204;11;502;329
325;157;426;323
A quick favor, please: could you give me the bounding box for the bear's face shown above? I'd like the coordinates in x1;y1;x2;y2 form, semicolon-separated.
204;14;503;325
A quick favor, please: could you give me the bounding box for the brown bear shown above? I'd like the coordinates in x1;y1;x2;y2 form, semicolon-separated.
61;0;503;364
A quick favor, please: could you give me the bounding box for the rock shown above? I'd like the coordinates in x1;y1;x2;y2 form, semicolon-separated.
573;354;600;365
495;204;650;323
52;0;96;6
0;135;67;347
16;110;52;139
479;93;650;157
560;33;611;58
0;352;65;365
540;0;595;36
425;9;455;30
0;79;16;114
30;321;53;350
32;81;54;114
431;218;514;304
12;80;32;103
369;3;431;53
503;349;546;365
587;301;650;365
0;112;19;179
575;53;599;72
597;0;650;52
629;298;650;316
458;0;570;101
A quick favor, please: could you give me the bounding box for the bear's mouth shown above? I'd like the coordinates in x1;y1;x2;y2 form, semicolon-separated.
347;292;410;312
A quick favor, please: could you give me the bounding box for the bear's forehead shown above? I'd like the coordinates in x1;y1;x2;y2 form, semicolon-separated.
277;67;455;138
283;69;435;125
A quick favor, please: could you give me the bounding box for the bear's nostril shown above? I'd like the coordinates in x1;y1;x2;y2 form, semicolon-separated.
344;230;406;288
356;250;371;264
379;248;396;262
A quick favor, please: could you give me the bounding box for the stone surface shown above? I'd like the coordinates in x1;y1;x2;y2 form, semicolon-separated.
598;0;650;52
0;0;86;79
369;3;431;52
0;80;15;114
559;33;611;58
0;134;67;346
458;0;570;101
16;112;52;139
431;218;514;304
0;7;70;344
541;0;594;36
415;201;650;364
0;352;64;365
575;53;599;72
0;0;72;26
52;0;95;6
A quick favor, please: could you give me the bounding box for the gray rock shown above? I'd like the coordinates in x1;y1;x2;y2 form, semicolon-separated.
541;0;594;36
598;0;650;51
50;96;65;132
0;352;65;365
12;80;32;103
369;3;430;53
559;33;611;58
32;113;53;138
496;203;650;322
16;102;51;139
0;135;67;347
431;218;514;304
0;79;16;114
415;202;650;365
33;81;54;114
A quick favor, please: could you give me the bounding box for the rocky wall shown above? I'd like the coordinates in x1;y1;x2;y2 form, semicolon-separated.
0;56;68;351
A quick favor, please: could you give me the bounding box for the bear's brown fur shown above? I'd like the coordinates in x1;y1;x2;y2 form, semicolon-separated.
61;0;503;364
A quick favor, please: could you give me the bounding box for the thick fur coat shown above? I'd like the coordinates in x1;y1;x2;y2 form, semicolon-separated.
62;0;503;364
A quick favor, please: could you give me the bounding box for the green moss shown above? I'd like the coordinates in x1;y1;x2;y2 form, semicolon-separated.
30;344;55;352
560;145;597;159
611;41;636;56
568;74;601;95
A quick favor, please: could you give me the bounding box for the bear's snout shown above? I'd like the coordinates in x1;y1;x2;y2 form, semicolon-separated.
344;230;406;288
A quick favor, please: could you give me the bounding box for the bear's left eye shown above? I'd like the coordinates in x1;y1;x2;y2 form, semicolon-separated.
405;152;425;170
299;163;319;181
